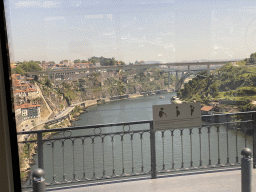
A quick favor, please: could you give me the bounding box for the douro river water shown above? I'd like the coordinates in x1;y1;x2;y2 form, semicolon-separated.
29;93;252;186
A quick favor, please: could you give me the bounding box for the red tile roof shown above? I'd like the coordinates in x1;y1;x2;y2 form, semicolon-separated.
201;106;213;111
13;90;24;94
21;84;30;87
15;103;40;109
12;74;21;77
24;88;37;92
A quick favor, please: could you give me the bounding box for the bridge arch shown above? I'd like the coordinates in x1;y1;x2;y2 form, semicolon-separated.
175;71;198;92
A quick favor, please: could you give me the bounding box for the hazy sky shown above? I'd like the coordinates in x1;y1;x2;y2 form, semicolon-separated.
4;0;256;63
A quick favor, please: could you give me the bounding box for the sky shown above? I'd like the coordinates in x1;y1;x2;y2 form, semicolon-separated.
4;0;256;63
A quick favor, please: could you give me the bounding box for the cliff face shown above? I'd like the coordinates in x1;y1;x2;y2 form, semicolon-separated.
38;68;175;107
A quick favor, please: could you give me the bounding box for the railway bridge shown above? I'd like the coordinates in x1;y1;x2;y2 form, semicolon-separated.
28;61;235;91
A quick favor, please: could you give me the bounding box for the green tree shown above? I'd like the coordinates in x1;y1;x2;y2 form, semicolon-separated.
110;57;117;66
44;78;52;88
60;60;68;64
89;59;98;64
14;61;42;73
211;84;218;98
134;69;146;82
74;59;81;63
12;66;25;75
249;52;256;64
119;61;125;65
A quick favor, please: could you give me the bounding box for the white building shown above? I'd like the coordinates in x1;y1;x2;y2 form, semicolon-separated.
16;103;41;120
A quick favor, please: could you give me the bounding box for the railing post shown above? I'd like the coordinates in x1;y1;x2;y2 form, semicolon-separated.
253;112;256;168
32;168;45;192
241;148;253;192
150;121;156;179
37;132;44;169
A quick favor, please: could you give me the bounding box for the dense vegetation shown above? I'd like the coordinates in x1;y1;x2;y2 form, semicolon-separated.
12;60;42;75
178;61;256;111
88;56;125;66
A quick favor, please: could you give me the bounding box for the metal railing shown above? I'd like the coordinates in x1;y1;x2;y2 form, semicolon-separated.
18;111;256;189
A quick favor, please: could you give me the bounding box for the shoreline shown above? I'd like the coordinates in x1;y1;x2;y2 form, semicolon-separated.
20;118;71;184
21;90;175;183
69;90;174;121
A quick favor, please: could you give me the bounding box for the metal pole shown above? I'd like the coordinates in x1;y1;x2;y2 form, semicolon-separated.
241;148;253;192
175;71;178;91
168;71;170;89
150;121;156;179
37;132;44;169
32;168;45;192
252;112;256;168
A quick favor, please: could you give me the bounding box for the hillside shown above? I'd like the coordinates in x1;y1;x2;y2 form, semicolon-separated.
178;61;256;111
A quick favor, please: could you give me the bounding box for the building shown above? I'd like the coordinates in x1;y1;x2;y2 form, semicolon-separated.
201;105;214;115
24;88;39;99
13;89;27;98
63;60;74;67
95;62;100;67
15;103;41;120
74;62;93;68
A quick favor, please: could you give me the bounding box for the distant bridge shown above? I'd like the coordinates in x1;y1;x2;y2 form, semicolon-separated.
28;61;234;80
28;61;234;91
174;71;199;91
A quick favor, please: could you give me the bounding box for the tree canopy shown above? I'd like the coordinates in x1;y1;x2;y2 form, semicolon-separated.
88;56;119;66
12;60;42;74
74;59;81;63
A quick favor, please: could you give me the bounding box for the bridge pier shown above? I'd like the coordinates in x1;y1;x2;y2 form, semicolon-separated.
188;65;190;74
207;64;210;76
175;71;179;91
168;72;170;88
168;66;170;88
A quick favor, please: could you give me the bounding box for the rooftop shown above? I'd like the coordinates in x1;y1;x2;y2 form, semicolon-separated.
201;105;213;111
15;103;40;109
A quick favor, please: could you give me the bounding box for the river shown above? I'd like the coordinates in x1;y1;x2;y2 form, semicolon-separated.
27;92;252;187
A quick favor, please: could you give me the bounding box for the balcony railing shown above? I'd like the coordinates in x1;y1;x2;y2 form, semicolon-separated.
17;111;256;189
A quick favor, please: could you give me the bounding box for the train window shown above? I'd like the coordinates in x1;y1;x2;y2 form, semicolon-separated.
3;0;256;190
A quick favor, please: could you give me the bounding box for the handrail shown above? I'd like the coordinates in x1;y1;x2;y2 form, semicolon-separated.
17;120;152;134
19;111;256;189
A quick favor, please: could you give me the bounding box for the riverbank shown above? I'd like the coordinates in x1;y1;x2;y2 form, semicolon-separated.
19;93;145;183
20;118;71;184
26;92;253;187
171;96;182;104
69;90;172;121
21;90;173;183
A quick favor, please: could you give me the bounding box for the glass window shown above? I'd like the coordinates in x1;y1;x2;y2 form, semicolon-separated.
4;0;256;190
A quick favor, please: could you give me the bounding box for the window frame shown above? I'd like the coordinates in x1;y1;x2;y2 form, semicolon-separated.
0;0;22;191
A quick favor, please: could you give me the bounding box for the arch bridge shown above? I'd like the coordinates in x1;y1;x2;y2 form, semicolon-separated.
27;61;234;82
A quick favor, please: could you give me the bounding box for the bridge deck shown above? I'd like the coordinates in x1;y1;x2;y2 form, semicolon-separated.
44;168;256;192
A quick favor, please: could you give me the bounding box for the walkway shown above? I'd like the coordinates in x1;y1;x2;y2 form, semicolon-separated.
45;168;256;192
